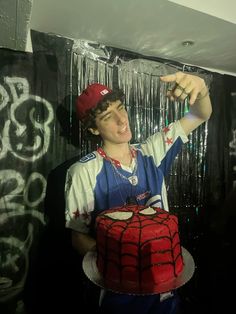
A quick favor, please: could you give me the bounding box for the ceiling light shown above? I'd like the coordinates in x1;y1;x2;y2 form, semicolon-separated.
182;40;195;47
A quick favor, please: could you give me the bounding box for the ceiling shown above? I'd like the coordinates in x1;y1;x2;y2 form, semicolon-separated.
1;0;236;75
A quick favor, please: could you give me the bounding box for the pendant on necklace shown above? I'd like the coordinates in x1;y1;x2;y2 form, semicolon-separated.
128;175;138;186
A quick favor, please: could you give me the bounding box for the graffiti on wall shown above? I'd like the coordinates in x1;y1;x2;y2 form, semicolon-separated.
0;75;54;301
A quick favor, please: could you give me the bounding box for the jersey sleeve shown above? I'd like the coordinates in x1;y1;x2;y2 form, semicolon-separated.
140;120;188;175
64;162;95;234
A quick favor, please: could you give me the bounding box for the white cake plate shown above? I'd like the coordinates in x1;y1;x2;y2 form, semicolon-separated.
82;246;195;295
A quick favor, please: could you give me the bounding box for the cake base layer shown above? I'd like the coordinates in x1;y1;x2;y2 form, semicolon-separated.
82;246;195;294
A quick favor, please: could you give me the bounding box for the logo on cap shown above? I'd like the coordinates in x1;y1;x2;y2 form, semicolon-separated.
100;89;109;96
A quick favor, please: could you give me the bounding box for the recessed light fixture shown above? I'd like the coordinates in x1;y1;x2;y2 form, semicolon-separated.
182;40;195;47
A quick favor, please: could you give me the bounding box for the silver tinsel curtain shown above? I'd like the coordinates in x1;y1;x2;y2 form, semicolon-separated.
72;40;213;211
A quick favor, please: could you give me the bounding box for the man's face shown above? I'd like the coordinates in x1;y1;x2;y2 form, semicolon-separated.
91;100;132;145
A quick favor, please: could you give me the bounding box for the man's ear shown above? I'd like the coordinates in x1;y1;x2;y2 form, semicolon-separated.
88;128;100;135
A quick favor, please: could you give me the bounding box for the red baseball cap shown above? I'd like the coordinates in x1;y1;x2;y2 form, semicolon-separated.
76;83;112;122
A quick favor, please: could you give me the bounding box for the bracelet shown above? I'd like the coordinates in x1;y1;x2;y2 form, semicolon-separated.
196;87;209;101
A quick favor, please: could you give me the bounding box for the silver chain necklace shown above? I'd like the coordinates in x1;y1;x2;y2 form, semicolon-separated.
110;158;138;186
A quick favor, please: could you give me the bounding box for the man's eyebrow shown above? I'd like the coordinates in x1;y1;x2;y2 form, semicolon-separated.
98;111;111;120
98;101;123;120
117;102;124;109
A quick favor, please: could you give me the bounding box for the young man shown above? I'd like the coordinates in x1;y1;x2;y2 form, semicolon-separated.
65;71;212;314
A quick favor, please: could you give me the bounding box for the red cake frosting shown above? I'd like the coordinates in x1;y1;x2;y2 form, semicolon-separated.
95;204;184;294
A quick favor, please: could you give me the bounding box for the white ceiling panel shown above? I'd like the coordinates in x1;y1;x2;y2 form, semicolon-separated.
1;0;236;75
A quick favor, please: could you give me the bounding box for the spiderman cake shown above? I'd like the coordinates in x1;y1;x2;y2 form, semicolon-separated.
95;204;184;294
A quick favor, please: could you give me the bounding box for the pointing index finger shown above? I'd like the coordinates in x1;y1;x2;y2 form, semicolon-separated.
160;73;177;82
